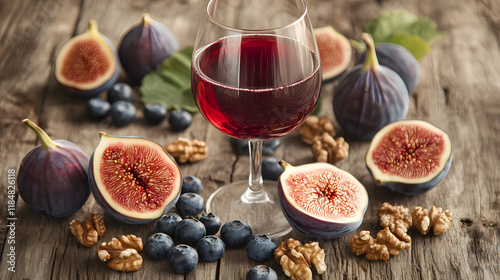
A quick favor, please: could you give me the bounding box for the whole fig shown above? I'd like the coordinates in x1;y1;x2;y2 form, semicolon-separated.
333;33;409;140
118;13;179;83
357;43;420;93
17;119;90;218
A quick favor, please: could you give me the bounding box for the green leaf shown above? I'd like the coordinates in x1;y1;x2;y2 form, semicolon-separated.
363;9;445;60
140;46;198;113
386;31;431;60
364;10;418;43
405;18;446;43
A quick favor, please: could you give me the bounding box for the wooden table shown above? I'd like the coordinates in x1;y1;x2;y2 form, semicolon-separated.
1;0;499;279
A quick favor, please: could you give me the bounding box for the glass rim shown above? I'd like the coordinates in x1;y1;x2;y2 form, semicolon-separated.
205;0;309;33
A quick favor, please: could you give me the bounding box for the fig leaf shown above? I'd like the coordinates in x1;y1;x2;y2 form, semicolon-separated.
140;46;198;113
386;31;431;61
363;10;445;60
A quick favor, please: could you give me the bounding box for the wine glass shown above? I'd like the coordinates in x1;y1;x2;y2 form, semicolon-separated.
191;0;321;237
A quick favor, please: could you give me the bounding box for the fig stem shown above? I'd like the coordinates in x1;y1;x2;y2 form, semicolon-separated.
279;160;292;170
22;119;58;149
88;19;99;34
142;13;152;26
361;33;380;71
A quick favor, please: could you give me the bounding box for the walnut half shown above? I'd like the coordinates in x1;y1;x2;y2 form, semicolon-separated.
412;206;452;235
312;133;349;164
274;238;326;280
349;226;411;261
166;138;208;163
70;214;106;247
96;234;144;272
378;202;412;233
297;116;336;144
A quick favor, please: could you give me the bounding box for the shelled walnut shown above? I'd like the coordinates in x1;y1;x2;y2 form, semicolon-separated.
349;230;390;261
312;133;349;163
70;214;106;247
96;234;143;272
165;138;208;163
412;206;452;235
297;116;336;144
378;202;412;232
349;225;411;261
274;238;326;280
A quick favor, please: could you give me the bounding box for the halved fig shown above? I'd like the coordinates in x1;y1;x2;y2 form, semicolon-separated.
314;25;352;83
278;161;368;239
366;120;452;195
89;132;182;224
54;20;119;99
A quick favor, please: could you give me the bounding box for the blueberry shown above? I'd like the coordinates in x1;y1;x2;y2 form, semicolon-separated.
262;139;282;155
199;213;221;235
262;157;284;181
86;97;111;120
155;213;182;238
167;244;198;274
169;109;192;131
144;103;167;125
220;220;252;248
143;232;174;260
176;193;205;218
246;265;278;280
175;218;206;247
230;138;248;155
246;234;278;262
230;138;282;155
110;100;136;127
108;82;133;104
197;235;225;262
181;176;203;194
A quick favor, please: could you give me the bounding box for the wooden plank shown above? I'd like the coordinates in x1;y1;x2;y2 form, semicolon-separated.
0;0;499;279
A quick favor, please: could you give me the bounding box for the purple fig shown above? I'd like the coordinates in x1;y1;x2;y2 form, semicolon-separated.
17;119;90;218
54;20;119;99
314;25;352;83
333;33;409;140
357;43;420;93
88;132;182;224
278;161;368;239
118;13;179;84
366;120;452;195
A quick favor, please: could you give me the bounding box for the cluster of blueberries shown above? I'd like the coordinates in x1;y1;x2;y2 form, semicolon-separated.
143;176;280;279
86;82;192;130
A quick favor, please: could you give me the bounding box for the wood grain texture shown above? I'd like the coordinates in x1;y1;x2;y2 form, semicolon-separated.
0;0;499;279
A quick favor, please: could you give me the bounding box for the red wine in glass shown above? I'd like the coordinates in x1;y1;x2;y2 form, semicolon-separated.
192;34;321;140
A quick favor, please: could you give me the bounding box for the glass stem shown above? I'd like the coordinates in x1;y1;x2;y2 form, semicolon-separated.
241;139;270;203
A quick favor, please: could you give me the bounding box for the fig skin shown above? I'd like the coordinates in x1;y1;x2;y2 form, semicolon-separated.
17;119;90;218
118;13;179;84
357;43;420;93
89;132;182;224
333;33;409;140
366;120;453;196
370;156;452;196
54;20;119;99
278;161;368;239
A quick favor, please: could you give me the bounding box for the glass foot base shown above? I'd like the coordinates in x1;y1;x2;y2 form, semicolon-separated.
206;180;292;238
